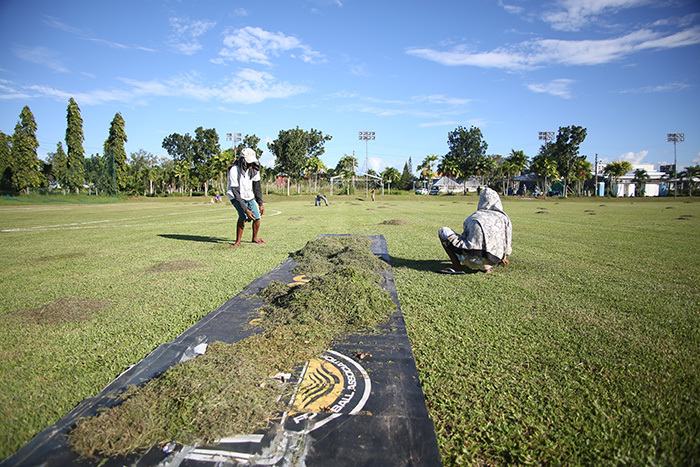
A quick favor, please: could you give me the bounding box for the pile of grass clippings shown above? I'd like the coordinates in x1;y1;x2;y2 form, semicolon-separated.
69;235;395;460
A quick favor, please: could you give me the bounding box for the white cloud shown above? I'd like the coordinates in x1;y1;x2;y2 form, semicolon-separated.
418;121;460;128
13;46;69;73
527;78;576;98
44;15;155;53
216;26;323;65
406;26;700;71
413;94;472;107
168;17;216;55
620;82;691;93
4;70;306;106
618;150;649;165
498;0;525;16
542;0;651;32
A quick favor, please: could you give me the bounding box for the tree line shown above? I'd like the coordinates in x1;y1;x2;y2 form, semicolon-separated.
2;101;697;197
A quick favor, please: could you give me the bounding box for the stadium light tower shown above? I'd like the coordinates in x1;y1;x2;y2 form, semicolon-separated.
226;132;242;151
359;131;376;198
538;131;555;143
358;131;376;167
667;133;684;198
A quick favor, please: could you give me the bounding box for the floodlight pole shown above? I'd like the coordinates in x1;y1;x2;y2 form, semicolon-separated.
667;133;684;198
359;131;376;198
227;132;242;151
538;131;555;195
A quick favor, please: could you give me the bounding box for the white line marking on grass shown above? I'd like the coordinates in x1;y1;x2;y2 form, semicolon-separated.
1;209;282;232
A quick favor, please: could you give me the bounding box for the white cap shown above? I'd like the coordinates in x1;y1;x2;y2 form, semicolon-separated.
241;147;258;165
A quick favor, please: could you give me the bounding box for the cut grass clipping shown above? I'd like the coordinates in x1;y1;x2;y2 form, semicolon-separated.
69;235;395;459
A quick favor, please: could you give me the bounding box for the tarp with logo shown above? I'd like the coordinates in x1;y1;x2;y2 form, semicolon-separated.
3;235;441;467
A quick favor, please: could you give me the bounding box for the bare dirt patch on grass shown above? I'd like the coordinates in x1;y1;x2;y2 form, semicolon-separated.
15;296;109;325
379;219;410;225
144;260;207;274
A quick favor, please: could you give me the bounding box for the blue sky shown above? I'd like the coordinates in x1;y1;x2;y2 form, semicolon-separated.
1;0;699;174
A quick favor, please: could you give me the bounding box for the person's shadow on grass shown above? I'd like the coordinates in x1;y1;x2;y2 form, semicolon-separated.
389;256;479;274
158;234;229;244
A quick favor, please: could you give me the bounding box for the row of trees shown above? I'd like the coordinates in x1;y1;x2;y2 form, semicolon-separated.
0;100;129;195
0;99;420;197
2;100;697;198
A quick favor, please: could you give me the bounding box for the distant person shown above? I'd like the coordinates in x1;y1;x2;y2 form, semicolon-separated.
315;193;329;206
227;148;265;246
213;192;222;203
437;187;512;274
371;188;375;201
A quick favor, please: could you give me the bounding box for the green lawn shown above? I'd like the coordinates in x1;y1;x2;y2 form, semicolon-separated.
1;194;698;465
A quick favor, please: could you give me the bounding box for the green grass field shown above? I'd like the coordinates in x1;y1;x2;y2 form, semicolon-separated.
1;193;699;465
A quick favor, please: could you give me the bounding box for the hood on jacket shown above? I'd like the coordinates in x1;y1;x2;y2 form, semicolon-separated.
477;187;504;213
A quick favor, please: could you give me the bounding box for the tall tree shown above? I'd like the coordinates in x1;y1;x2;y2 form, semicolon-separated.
447;125;489;184
65;98;85;194
398;157;413;191
192;127;220;196
0;130;12;191
162;128;219;195
10;106;44;194
47;142;68;186
104;112;128;193
552;125;587;197
268;127;332;196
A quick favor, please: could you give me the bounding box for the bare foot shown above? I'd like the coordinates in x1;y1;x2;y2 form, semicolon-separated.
484;268;493;274
231;242;241;247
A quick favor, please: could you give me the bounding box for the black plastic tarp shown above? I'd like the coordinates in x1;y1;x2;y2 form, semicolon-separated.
3;235;441;466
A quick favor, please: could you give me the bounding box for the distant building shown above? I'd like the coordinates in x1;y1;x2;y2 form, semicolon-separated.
430;176;464;194
612;164;669;197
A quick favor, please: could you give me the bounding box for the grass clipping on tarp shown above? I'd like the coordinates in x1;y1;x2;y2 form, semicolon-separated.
69;235;395;459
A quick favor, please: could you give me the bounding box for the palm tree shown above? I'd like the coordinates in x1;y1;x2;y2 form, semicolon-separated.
381;167;401;194
438;157;462;180
305;155;326;193
417;154;439;187
572;157;592;196
531;155;559;196
679;165;700;197
603;161;633;197
632;168;650;197
501;160;515;194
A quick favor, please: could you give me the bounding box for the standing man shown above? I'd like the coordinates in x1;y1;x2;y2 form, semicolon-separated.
227;148;265;246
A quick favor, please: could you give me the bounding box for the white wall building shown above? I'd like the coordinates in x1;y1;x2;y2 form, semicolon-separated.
612;164;668;197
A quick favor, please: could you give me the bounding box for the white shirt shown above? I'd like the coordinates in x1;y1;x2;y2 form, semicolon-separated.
227;164;260;201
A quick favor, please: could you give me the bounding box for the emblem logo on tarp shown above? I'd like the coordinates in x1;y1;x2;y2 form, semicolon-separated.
179;350;371;464
285;349;372;433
